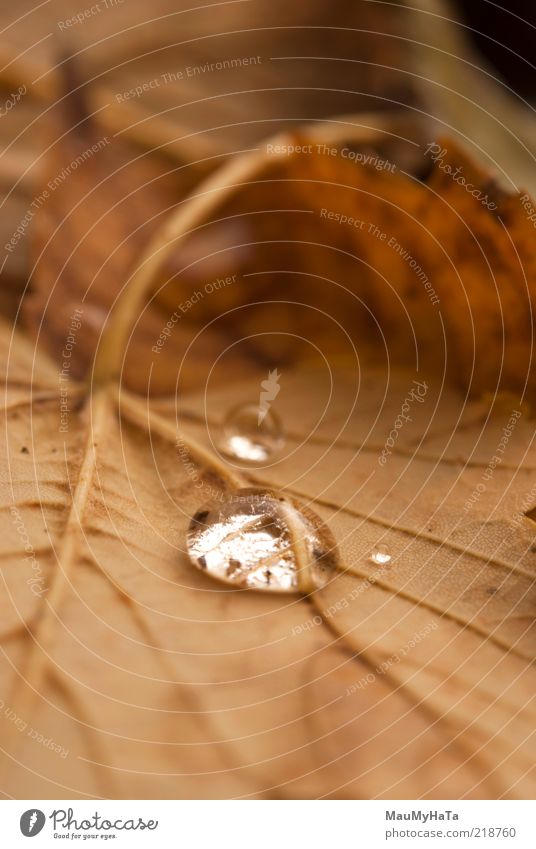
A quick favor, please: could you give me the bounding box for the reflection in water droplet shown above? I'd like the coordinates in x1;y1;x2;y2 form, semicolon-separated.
221;404;284;462
187;488;337;593
370;544;391;566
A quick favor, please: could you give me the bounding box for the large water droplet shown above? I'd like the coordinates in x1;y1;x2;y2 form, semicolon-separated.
220;403;284;462
370;544;391;566
187;488;337;593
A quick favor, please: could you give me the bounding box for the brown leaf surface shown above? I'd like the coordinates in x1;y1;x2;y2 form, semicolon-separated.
6;54;536;800
177;364;536;797
2;306;536;798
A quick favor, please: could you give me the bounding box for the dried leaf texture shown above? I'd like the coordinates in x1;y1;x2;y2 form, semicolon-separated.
177;364;536;797
3;316;536;799
2;0;536;804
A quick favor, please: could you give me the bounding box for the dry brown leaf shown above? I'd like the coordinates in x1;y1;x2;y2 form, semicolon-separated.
156;133;536;401
25;111;536;402
2;290;536;797
23;111;536;403
6;53;536;801
20;108;422;393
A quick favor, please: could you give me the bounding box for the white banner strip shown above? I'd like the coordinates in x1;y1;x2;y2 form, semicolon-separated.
2;800;536;847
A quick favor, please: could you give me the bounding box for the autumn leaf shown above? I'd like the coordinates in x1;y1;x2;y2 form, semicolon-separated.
3;296;536;798
25;103;536;402
154;132;536;402
5;40;536;799
5;128;536;795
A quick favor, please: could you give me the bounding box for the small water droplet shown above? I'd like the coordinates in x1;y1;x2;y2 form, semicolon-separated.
370;544;391;566
187;487;337;593
220;403;284;463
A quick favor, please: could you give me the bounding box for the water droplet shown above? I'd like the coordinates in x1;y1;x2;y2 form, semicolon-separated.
187;487;337;593
370;544;391;566
220;403;283;463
